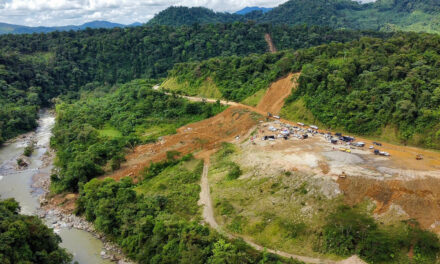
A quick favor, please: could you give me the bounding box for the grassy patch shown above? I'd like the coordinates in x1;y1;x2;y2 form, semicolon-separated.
162;77;222;99
138;122;177;141
135;157;203;220
242;89;267;107
98;124;122;138
197;78;222;99
280;98;325;128
161;77;191;92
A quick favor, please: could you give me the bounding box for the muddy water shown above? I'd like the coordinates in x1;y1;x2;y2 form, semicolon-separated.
0;111;111;264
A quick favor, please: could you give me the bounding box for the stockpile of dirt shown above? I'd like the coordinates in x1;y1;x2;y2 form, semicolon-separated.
338;176;440;232
256;73;299;115
106;106;262;181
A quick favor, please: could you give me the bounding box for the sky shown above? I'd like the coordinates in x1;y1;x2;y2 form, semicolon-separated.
0;0;376;27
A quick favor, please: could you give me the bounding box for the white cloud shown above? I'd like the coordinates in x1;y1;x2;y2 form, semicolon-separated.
0;0;375;27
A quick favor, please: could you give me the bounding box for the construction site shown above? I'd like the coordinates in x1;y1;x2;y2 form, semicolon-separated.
90;72;440;263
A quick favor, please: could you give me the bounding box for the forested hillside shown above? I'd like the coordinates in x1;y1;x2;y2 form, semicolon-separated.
148;0;440;34
166;32;440;150
0;23;382;144
147;7;244;26
0;198;72;264
264;0;440;33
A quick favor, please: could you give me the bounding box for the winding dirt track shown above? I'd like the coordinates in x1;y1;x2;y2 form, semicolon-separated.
198;159;219;230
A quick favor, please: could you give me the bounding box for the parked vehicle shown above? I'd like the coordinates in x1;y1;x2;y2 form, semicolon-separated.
353;142;365;147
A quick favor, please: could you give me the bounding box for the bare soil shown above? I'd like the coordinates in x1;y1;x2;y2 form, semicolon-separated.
264;33;277;53
256;73;299;115
338;176;440;232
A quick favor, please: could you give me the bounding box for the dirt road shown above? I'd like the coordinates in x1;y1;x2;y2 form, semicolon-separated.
198;158;219;230
153;85;239;107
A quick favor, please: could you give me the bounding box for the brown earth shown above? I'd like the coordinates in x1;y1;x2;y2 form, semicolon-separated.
338;176;440;232
256;73;299;115
105;106;263;181
264;33;277;53
45;193;78;214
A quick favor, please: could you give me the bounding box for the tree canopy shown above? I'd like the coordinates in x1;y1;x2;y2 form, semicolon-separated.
0;198;72;264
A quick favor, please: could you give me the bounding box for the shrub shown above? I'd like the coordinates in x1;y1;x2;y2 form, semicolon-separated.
226;162;242;180
23;141;35;157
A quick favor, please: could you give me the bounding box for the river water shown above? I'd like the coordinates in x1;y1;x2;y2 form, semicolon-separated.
0;111;111;264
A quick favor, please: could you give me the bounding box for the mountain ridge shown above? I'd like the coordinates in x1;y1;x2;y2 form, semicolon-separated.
0;20;141;35
146;0;440;34
235;6;273;15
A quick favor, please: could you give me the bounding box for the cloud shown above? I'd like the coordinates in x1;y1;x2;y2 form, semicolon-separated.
0;0;375;26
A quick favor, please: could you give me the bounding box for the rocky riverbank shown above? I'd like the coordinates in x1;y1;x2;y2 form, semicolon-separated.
36;204;131;263
26;113;133;264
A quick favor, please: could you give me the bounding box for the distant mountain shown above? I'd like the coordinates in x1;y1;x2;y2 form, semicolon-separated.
147;6;243;26
128;22;143;27
146;0;440;34
0;20;141;35
235;6;273;15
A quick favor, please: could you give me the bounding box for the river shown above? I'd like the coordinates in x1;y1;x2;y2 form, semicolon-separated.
0;110;112;264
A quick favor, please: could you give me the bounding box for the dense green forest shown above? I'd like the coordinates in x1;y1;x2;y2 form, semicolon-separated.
147;6;245;26
50;79;226;193
0;198;72;264
166;32;440;149
150;0;440;34
0;23;385;144
289;32;440;149
319;205;439;263
167;52;292;102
